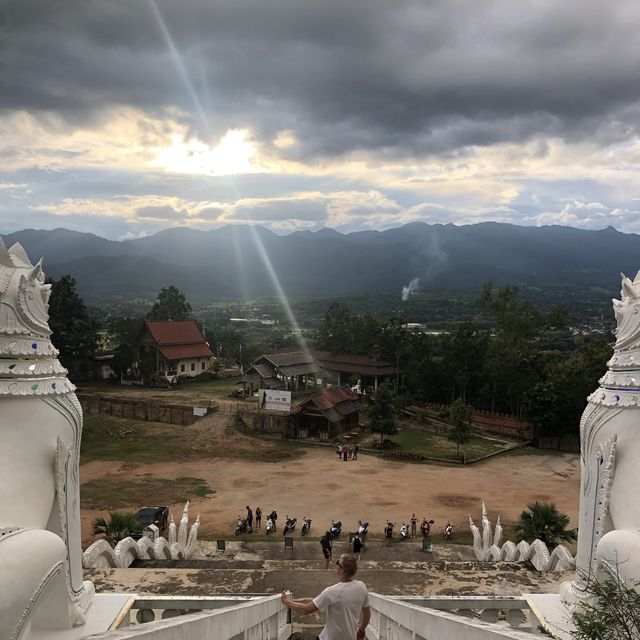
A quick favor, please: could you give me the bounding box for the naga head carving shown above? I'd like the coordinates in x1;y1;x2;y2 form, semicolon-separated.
0;236;52;339
611;272;640;352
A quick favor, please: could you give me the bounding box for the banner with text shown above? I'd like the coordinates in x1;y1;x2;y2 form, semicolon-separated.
258;389;292;413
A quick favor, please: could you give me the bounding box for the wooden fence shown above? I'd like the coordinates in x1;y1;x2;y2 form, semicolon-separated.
78;394;215;426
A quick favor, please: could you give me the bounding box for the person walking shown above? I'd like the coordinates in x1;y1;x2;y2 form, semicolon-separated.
352;443;359;460
343;446;348;462
410;513;417;538
321;530;333;569
255;506;262;530
246;506;253;533
282;554;370;640
353;533;363;561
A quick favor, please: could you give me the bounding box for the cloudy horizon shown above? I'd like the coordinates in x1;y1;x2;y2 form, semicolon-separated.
2;0;640;240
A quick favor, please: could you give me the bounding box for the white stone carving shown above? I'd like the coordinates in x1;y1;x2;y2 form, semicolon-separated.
469;503;575;572
82;503;200;569
562;271;640;604
0;237;94;640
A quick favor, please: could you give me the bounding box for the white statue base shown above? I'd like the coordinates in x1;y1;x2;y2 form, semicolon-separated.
26;594;135;640
525;594;575;640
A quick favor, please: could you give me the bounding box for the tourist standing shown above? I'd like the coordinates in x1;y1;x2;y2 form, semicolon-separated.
321;530;333;569
353;533;363;561
246;506;253;533
282;554;370;640
353;443;359;460
410;513;417;538
385;521;394;547
255;506;262;530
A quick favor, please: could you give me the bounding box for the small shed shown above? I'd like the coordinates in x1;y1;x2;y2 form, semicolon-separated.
292;387;360;440
240;350;325;397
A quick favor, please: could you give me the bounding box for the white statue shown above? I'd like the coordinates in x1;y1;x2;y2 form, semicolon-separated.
0;237;94;639
82;502;201;568
562;272;640;603
469;502;574;571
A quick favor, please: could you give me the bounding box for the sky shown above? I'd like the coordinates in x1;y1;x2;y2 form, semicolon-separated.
2;0;640;240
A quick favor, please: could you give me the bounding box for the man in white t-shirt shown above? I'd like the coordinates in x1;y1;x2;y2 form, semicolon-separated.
281;553;370;640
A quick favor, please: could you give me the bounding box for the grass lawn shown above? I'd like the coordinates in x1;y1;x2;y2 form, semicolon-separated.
78;377;248;403
366;426;511;462
81;414;306;465
81;476;214;510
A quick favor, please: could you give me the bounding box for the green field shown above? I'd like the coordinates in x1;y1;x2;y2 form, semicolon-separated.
363;425;513;462
80;413;306;465
78;376;248;403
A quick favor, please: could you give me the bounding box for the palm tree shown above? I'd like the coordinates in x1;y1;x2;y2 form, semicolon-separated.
515;501;576;548
93;511;141;546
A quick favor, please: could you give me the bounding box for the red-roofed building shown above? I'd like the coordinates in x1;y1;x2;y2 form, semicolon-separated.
136;320;214;382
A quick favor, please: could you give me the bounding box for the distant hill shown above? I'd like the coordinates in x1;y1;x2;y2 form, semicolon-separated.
1;223;637;303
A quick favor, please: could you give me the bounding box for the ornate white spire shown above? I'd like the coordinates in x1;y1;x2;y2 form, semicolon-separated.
0;235;74;396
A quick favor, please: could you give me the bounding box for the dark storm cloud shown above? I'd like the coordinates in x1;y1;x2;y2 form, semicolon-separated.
2;0;640;157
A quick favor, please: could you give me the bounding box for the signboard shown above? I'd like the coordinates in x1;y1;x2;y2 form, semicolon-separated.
258;389;291;413
193;407;208;417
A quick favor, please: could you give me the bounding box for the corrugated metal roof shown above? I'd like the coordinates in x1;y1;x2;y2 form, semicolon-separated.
246;352;321;378
278;363;321;376
240;372;263;384
253;363;275;378
294;387;360;423
264;350;315;367
312;386;360;410
145;320;208;346
159;343;213;360
311;349;399;375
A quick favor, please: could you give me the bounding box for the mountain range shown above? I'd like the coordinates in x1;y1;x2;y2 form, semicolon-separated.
0;223;637;303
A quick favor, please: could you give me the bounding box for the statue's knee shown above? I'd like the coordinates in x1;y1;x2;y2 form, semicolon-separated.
0;529;68;635
2;528;66;569
596;529;640;582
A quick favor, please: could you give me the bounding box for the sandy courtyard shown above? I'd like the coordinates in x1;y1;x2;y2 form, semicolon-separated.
80;447;580;545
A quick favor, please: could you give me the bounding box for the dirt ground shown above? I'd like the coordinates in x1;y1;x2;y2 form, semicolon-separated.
79;410;580;546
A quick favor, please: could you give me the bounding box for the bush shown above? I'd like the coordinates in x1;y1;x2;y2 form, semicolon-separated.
571;566;640;639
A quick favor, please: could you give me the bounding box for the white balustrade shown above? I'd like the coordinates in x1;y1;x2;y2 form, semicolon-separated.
88;594;291;640
366;594;540;640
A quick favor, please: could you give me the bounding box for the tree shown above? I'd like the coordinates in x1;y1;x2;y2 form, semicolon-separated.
442;323;488;404
571;565;640;639
107;316;145;378
514;501;577;548
446;397;473;458
478;283;547;415
148;285;192;321
47;275;98;364
525;336;612;442
92;511;140;547
370;383;396;445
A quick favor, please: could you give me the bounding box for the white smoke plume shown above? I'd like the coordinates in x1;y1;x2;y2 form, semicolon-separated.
401;277;419;301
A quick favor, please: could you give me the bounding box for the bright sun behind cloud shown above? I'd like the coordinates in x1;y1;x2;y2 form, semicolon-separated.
153;128;259;176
